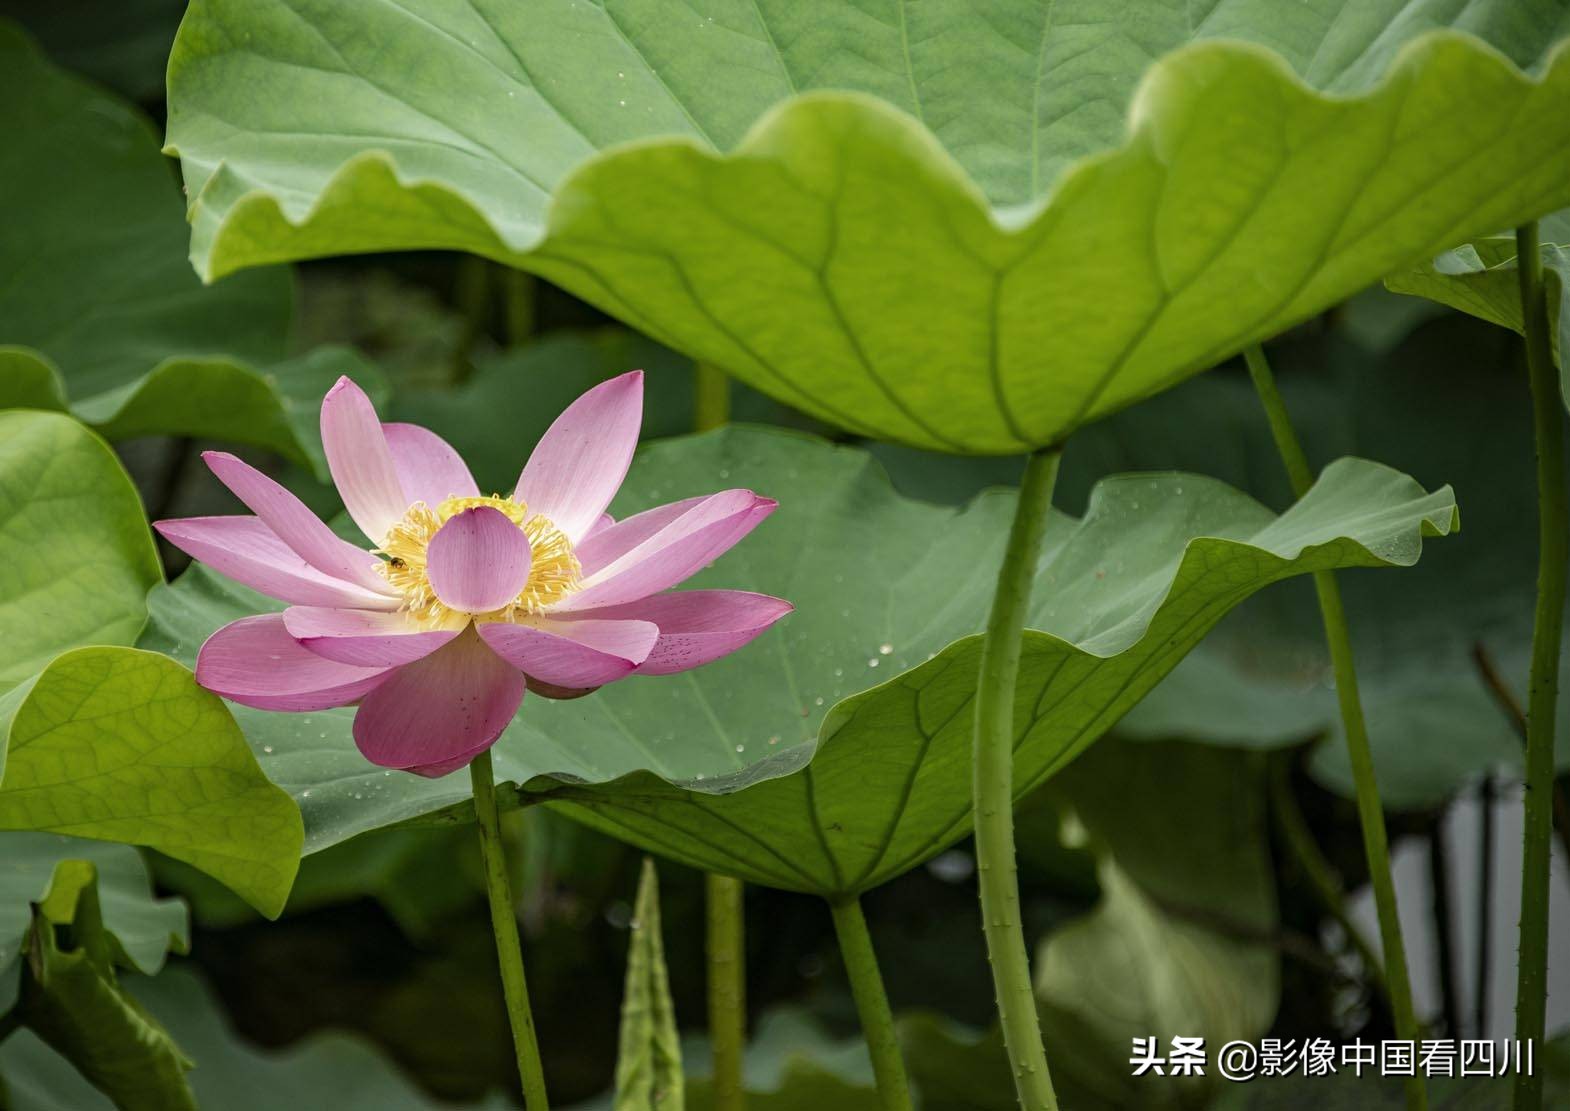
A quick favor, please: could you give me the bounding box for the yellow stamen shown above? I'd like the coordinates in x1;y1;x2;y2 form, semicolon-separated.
378;494;580;626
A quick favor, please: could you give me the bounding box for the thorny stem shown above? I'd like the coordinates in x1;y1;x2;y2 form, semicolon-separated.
974;446;1061;1111
1513;220;1567;1111
470;749;550;1109
706;873;747;1111
1472;642;1570;875
1244;343;1427;1111
829;897;914;1111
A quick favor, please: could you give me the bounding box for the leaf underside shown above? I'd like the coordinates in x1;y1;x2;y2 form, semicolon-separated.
165;1;1570;450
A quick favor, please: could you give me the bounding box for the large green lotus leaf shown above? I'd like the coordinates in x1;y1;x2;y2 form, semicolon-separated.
0;22;384;471
0;966;515;1111
0;648;303;918
1385;208;1570;409
141;427;1453;893
0;411;160;698
0;834;187;1014
164;0;1570;451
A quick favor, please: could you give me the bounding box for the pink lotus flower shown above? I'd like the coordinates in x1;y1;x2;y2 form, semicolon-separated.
155;371;789;777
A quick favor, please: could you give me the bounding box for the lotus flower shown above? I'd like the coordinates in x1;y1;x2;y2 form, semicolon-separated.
155;371;789;777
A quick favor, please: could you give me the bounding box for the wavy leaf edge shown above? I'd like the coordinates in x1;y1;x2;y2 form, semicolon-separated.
174;30;1570;284
0;646;305;918
519;455;1456;812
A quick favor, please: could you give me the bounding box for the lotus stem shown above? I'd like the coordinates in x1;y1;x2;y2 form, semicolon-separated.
503;268;536;345
828;897;914;1111
696;362;731;435
470;749;550;1109
974;446;1061;1111
452;254;491;383
706;873;747;1111
693;360;748;1110
1513;220;1566;1111
1473;642;1570;879
1244;343;1426;1111
1430;814;1461;1036
1476;772;1496;1037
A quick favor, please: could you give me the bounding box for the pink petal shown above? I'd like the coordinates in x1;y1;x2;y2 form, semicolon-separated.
426;506;532;614
478;617;658;689
575;496;707;578
321;376;409;545
586;513;615;538
155;517;401;610
383;422;480;506
514;371;643;543
283;606;459;667
352;627;524;777
196;614;392;710
202;451;395;596
558;491;776;610
567;590;793;675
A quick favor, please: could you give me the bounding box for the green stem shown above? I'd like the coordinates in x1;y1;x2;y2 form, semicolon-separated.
1473;642;1570;872
828;897;914;1111
1514;220;1567;1111
706;873;747;1111
470;749;550;1109
1268;758;1391;1012
694;361;745;1108
695;362;731;433
452;254;491;383
974;447;1061;1111
503;268;537;346
1476;773;1495;1038
1244;344;1426;1111
1430;814;1461;1036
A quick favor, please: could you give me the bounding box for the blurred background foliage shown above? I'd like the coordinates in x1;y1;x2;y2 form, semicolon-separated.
0;4;1568;1108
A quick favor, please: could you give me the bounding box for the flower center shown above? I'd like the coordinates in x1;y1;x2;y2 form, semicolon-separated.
378;494;580;625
